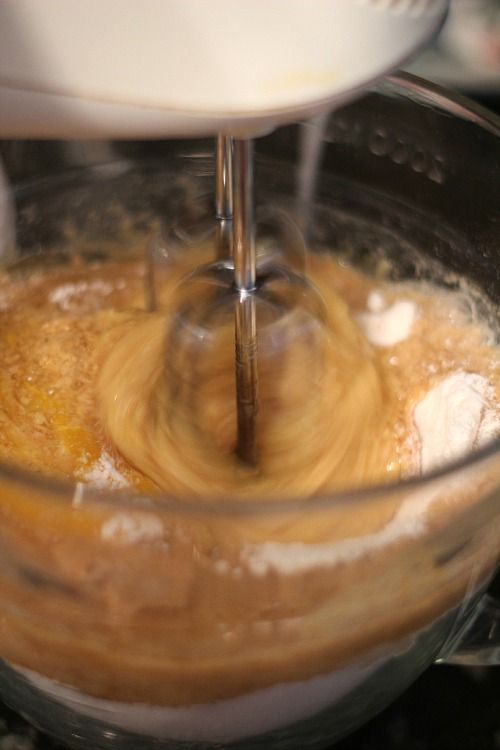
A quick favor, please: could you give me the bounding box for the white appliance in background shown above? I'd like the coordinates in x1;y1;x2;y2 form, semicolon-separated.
410;0;500;93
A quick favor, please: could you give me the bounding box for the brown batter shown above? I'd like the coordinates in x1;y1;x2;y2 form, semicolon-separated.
0;249;497;495
0;247;498;706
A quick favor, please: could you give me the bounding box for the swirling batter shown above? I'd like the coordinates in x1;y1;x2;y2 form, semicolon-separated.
0;247;497;498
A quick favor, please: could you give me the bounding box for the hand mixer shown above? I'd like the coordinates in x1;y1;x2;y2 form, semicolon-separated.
0;0;449;470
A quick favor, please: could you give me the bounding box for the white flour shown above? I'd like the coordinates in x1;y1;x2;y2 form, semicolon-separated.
78;452;128;489
101;512;164;545
356;292;416;347
415;371;500;474
49;280;113;311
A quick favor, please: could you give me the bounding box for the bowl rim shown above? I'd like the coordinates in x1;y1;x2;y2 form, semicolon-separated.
2;72;499;518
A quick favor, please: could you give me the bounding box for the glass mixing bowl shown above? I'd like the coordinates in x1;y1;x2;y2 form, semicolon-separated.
0;74;498;750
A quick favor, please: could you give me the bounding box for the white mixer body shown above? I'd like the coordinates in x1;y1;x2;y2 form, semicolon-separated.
0;0;448;138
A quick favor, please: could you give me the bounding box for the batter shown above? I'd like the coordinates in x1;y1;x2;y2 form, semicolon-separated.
0;249;497;496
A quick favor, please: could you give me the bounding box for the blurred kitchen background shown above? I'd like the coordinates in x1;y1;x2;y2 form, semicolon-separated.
410;0;500;109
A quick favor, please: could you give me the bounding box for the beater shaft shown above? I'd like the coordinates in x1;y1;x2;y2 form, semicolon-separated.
215;135;233;259
233;138;259;466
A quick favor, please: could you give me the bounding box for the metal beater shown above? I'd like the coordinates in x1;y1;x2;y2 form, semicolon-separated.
163;135;328;469
231;139;259;465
